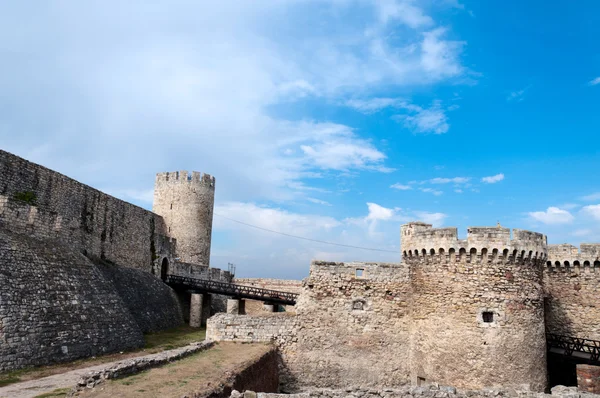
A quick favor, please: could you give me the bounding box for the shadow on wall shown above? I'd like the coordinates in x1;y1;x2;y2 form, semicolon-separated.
96;258;184;333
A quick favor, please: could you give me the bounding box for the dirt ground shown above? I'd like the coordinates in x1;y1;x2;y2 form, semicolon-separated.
76;342;271;398
0;326;205;388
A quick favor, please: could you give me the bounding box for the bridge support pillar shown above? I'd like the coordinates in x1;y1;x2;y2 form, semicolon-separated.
263;304;276;312
227;299;246;315
227;299;240;314
190;293;204;328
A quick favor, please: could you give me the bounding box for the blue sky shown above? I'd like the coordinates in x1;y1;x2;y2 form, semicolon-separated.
1;1;599;279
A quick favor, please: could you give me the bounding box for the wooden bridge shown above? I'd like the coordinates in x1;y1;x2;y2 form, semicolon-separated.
165;275;299;305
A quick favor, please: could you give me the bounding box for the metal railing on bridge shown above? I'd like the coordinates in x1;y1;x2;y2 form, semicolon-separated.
165;275;299;306
547;333;600;362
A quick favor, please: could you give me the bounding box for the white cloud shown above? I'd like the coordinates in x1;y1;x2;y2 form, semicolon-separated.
394;100;450;134
365;202;395;221
454;189;463;193
429;176;470;184
307;197;332;206
507;89;526;102
414;211;446;226
420;28;464;79
582;205;600;221
482;173;505;184
390;183;413;190
581;192;600;201
572;229;593;237
345;97;405;114
420;187;443;196
376;0;434;28
528;207;574;225
589;77;600;86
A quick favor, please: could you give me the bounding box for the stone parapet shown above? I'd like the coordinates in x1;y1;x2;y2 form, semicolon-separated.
401;222;547;264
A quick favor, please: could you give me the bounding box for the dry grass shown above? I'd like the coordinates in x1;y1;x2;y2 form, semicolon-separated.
0;325;206;387
77;342;271;398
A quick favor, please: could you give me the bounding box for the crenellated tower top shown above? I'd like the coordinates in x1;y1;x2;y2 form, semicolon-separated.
155;171;215;189
547;243;600;268
401;221;547;262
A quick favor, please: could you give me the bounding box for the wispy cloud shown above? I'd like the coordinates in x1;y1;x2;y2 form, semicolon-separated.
528;207;574;224
394;100;450;134
582;205;600;220
581;192;600;201
345;98;405;114
507;86;531;102
429;176;470;184
589;77;600;86
420;187;443;196
307;197;332;206
390;183;413;190
481;173;504;184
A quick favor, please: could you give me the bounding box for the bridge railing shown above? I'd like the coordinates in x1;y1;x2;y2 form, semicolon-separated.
547;333;600;362
165;274;299;305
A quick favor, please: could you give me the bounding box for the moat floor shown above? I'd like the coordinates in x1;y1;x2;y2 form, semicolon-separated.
76;343;271;398
0;343;270;398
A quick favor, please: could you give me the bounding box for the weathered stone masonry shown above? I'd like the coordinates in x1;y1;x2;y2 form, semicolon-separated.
208;223;564;393
0;149;227;371
545;244;600;340
0;149;174;273
402;223;548;391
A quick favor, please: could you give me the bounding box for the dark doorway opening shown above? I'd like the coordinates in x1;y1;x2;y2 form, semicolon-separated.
161;258;169;281
547;352;580;388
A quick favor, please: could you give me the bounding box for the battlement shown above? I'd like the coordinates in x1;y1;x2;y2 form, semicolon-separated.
401;221;547;262
546;243;600;268
155;171;215;188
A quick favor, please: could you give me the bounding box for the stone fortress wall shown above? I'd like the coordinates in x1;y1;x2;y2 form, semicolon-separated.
0;150;228;371
0;149;175;272
402;222;548;391
153;170;215;265
210;223;600;393
544;244;600;340
209;260;411;392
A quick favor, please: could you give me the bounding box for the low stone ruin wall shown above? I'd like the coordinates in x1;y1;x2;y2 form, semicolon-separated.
234;385;599;398
207;314;298;345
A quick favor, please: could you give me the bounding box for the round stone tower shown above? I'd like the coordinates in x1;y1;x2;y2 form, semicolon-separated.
401;222;548;391
153;170;215;265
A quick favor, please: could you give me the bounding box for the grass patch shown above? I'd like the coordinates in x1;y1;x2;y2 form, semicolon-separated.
0;369;26;387
33;388;71;398
0;325;205;388
144;325;206;350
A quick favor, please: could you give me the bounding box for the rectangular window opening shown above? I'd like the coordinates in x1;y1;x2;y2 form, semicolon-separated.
417;376;426;386
355;268;364;278
482;311;494;323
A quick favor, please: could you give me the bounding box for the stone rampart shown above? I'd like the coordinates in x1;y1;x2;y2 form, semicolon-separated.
153;170;215;265
288;261;411;391
403;222;548;392
0;227;145;371
97;261;185;333
544;244;600;340
0;149;174;273
208;261;411;392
